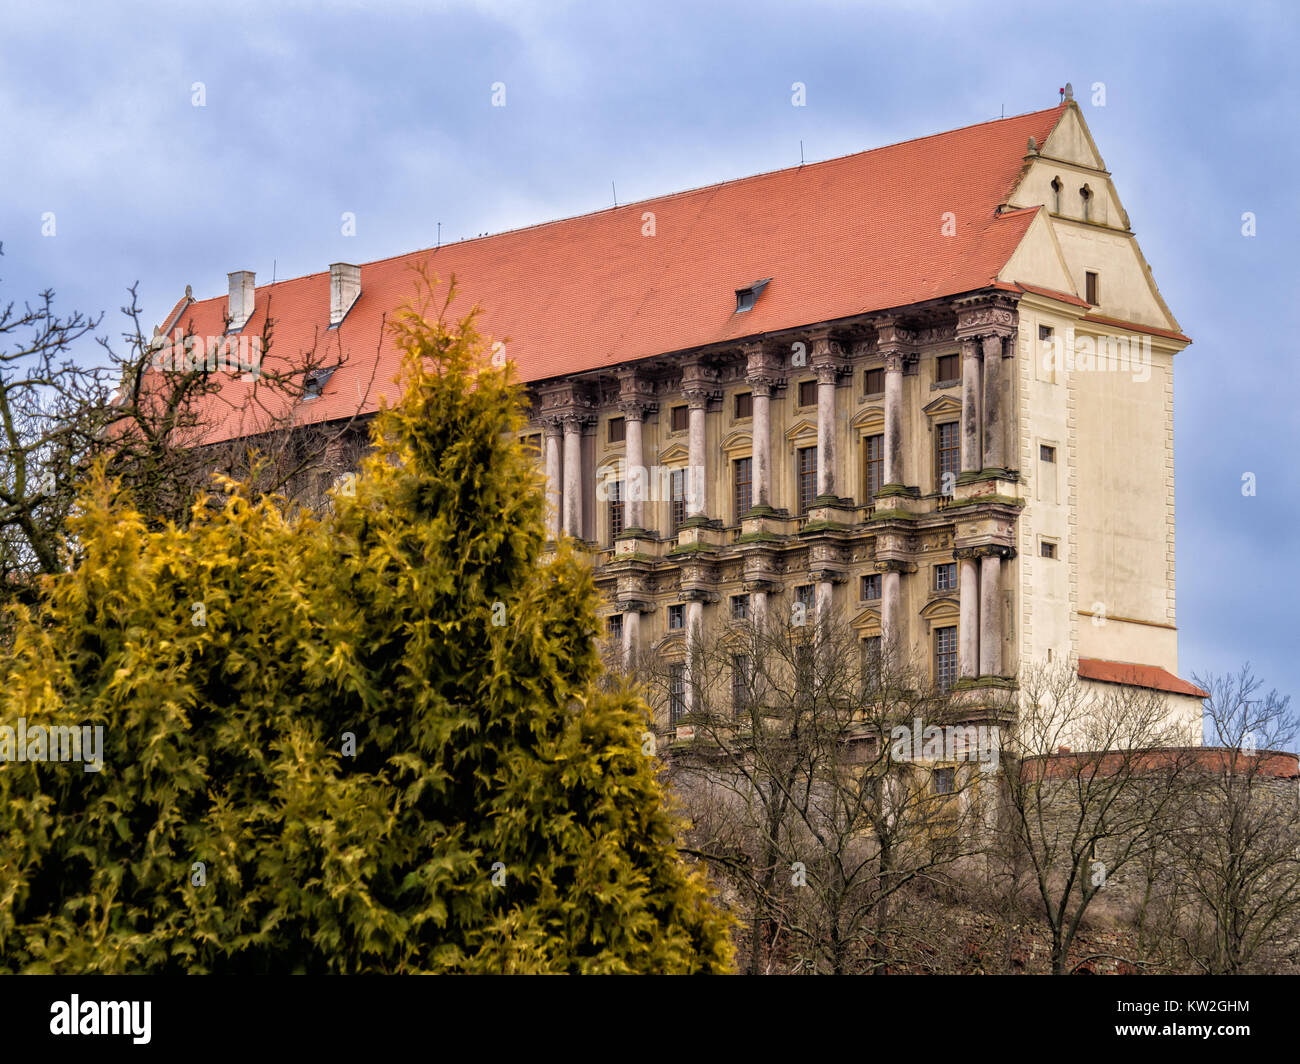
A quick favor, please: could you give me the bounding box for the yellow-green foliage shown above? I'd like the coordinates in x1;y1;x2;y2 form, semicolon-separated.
0;291;733;973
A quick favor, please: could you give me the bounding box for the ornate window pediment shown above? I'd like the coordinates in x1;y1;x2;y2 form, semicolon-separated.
720;430;753;456
922;395;963;422
657;442;689;465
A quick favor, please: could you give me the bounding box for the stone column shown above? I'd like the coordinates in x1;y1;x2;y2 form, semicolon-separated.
981;334;1004;471
751;383;772;506
881;568;902;670
624;412;644;529
960;337;983;475
622;609;640;669
815;579;834;636
883;353;904;486
562;415;584;538
816;366;837;497
543;422;562;540
979;552;1002;677
685;391;709;518
685;599;704;713
752;589;768;631
958;552;979;679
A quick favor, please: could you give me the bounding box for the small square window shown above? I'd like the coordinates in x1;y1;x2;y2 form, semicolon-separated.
668;604;685;630
731;594;750;620
795;585;814;609
608;417;625;443
860;573;881;601
934;562;957;591
933;767;955;795
1040;540;1057;559
734;392;753;419
935;354;958;383
797;379;818;407
1085;271;1099;305
1038;324;1054;342
607;614;623;640
670;405;688;433
1040;444;1056;463
863;367;884;395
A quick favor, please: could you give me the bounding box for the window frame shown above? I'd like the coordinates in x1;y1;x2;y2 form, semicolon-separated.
935;421;960;487
934;625;958;692
797;444;818;515
733;455;753;521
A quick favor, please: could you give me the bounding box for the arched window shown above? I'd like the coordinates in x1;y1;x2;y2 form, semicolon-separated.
1050;175;1062;214
1079;183;1092;222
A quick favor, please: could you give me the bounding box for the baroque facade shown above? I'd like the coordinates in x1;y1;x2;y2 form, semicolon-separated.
160;87;1206;732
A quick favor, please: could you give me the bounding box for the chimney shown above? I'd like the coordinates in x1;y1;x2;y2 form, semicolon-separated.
330;263;361;326
227;270;255;331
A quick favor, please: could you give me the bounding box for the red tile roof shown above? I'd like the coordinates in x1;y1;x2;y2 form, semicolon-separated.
1078;657;1208;699
162;106;1067;444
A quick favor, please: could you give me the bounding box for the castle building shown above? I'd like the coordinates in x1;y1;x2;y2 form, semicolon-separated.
160;87;1206;730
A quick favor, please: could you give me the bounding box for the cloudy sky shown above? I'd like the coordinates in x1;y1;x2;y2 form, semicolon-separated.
1;0;1296;712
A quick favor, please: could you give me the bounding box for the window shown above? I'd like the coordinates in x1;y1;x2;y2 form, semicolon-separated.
935;354;958;383
863;433;884;503
670;405;688;433
1079;185;1092;222
934;562;957;591
795;584;814;610
669;663;687;722
607;614;623;640
1050;175;1062;213
1038;324;1054;342
1040;444;1056;463
934;626;957;692
303;367;334;399
670;468;686;530
608;417;625;443
863;367;884;396
1085;271;1098;305
935;422;959;486
860;573;881;600
731;654;751;714
733;456;752;520
861;635;882;671
734;279;769;313
933;767;955;795
731;593;750;621
608;479;624;542
798;379;817;407
734;391;753;419
797;446;818;514
668;604;685;631
522;433;542;457
1040;540;1057;559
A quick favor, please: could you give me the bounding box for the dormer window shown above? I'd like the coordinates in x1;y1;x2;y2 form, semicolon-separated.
734;278;771;313
303;367;335;400
1079;184;1092;222
1050;176;1062;214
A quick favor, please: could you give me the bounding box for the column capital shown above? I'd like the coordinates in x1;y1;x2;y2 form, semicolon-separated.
743;342;785;390
969;543;1016;560
540;416;565;437
873;316;918;358
616;368;657;420
954;292;1019;342
874;558;917;574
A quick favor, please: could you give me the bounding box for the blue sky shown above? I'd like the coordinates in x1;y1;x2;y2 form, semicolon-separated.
1;0;1296;709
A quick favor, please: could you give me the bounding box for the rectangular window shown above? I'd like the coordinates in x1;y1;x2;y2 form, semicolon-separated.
862;635;882;671
734;391;753;419
669;662;687;723
1085;271;1099;305
731;593;750;621
934;626;957;692
733;456;752;520
860;573;881;601
607;417;625;443
1040;540;1057;559
795;584;814;610
1040;444;1056;463
935;422;959;486
863;433;884;503
670;405;688;433
934;562;957;591
863;367;884;396
935;354;958;383
608;479;624;541
933;767;955;795
798;379;817;407
1038;324;1054;342
607;614;623;640
523;433;542;457
668;604;685;631
670;468;686;530
732;654;751;715
797;445;818;515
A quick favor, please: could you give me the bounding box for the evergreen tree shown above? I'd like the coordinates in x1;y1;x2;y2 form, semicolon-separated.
0;283;733;974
